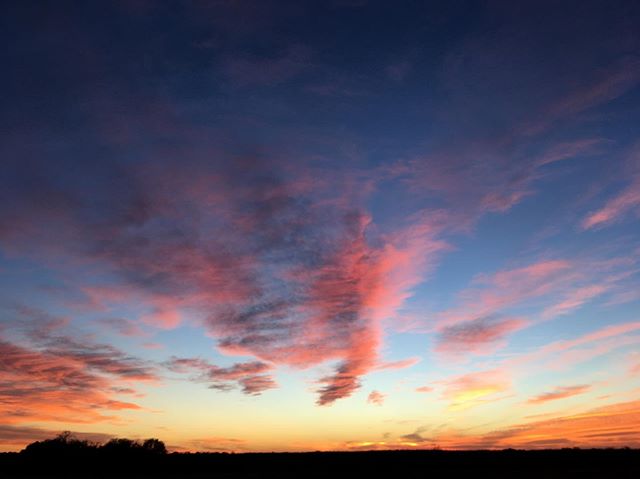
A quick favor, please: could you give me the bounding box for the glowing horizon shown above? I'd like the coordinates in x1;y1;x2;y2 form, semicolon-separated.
1;1;640;452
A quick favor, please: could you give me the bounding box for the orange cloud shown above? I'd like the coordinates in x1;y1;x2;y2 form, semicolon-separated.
470;400;640;449
0;338;155;425
374;400;640;450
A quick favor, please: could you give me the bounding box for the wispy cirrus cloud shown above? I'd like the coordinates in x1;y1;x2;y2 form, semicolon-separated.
527;385;592;405
582;178;640;229
432;254;639;359
373;357;421;372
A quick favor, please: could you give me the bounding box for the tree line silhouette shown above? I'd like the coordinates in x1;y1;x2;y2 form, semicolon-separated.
1;432;639;478
22;431;167;457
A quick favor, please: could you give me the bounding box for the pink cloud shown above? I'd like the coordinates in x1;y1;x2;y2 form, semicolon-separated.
541;284;609;319
442;259;572;325
415;385;433;393
582;177;640;229
533;138;606;167
373;357;421;372
434;259;574;342
367;390;385;406
543;321;640;353
527;384;591;404
434;256;638;359
499;321;640;373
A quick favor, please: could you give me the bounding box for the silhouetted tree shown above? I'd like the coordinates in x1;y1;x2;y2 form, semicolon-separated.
101;437;142;453
22;431;95;456
142;438;167;455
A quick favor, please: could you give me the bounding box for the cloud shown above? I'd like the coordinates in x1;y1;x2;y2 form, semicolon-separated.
0;337;154;425
239;375;277;395
527;385;591;404
385;399;640;450
97;317;146;337
0;147;453;406
533;139;606;167
467;399;640;449
400;431;429;444
541;285;609;319
436;316;527;356
415;386;433;393
434;255;639;357
437;259;572;328
524;57;640;136
430;259;580;355
373;357;421;371
165;357;276;395
494;321;640;376
582;177;640;229
367;390;385;405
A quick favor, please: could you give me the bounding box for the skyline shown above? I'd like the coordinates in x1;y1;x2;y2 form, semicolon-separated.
1;0;640;452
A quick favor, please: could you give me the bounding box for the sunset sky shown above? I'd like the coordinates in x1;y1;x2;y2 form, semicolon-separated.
2;1;640;452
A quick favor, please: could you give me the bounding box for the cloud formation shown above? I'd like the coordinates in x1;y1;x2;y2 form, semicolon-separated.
0;337;155;425
166;357;276;395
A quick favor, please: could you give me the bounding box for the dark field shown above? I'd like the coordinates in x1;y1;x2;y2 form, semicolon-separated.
2;449;639;479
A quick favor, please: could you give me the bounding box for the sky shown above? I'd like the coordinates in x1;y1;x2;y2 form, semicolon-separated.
1;0;640;452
